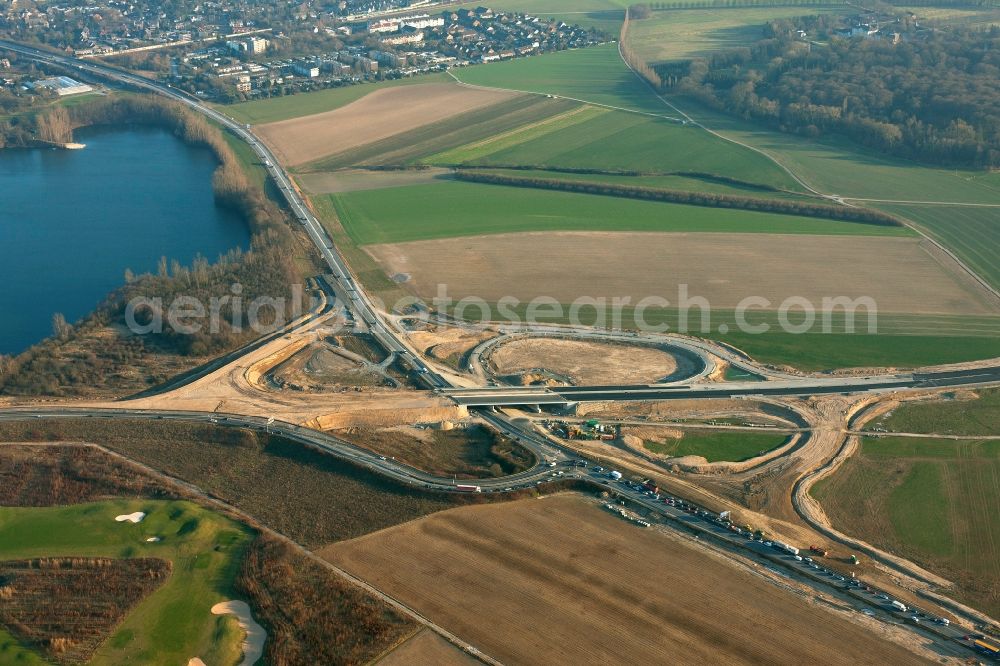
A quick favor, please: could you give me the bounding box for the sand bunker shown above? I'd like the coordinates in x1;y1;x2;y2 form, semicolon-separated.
114;512;146;523
212;600;267;665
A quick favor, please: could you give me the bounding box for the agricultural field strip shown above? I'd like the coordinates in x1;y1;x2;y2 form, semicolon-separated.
255;83;516;166
427;104;605;164
301;95;577;171
446;69;684;122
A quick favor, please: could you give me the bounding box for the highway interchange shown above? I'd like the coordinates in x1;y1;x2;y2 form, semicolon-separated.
2;39;999;662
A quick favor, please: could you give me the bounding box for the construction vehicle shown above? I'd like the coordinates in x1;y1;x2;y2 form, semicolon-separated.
849;554;860;565
809;545;829;557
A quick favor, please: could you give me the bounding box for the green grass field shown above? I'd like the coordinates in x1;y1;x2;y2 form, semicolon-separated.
0;499;251;665
643;430;787;462
220;73;449;124
433;106;799;190
629;5;850;63
329;180;910;245
715;329;1000;370
877;204;1000;293
868;388;1000;436
812;436;1000;616
0;628;46;666
452;43;670;115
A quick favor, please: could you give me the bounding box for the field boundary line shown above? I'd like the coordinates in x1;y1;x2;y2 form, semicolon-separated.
0;440;505;666
844;198;1000;207
445;67;684;122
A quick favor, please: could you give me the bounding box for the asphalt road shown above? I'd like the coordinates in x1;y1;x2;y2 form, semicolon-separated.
442;365;1000;406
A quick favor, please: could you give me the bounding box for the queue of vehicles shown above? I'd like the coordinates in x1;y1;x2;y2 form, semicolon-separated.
596;467;999;660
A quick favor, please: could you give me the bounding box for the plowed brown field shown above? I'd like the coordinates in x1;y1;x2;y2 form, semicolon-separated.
319;494;929;665
366;231;998;315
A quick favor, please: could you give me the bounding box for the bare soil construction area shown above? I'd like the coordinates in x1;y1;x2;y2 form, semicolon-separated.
268;340;386;389
320;494;929;666
256;84;517;166
367;231;999;315
489;337;695;385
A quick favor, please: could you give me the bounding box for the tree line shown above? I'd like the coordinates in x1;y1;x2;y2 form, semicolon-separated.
622;6;663;88
658;20;1000;167
453;170;904;226
457;163;782;192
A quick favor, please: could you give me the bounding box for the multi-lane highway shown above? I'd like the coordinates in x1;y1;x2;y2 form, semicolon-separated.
441;364;1000;406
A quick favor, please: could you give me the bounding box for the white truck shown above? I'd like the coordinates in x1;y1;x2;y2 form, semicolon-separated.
890;600;908;613
774;541;800;556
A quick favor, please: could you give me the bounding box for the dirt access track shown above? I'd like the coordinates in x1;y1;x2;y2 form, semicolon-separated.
368;231;1000;315
256;83;518;167
320;494;930;666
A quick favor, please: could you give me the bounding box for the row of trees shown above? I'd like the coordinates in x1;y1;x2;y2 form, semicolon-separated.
622;6;663;88
661;22;1000;166
454;170;905;226
459;163;781;191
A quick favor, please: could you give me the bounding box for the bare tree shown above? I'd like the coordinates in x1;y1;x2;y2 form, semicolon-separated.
52;313;72;341
35;107;73;144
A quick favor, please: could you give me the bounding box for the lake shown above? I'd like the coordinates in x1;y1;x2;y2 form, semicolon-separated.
0;124;251;355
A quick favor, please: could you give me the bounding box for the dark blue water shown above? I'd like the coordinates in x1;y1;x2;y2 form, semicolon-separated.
0;125;250;355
